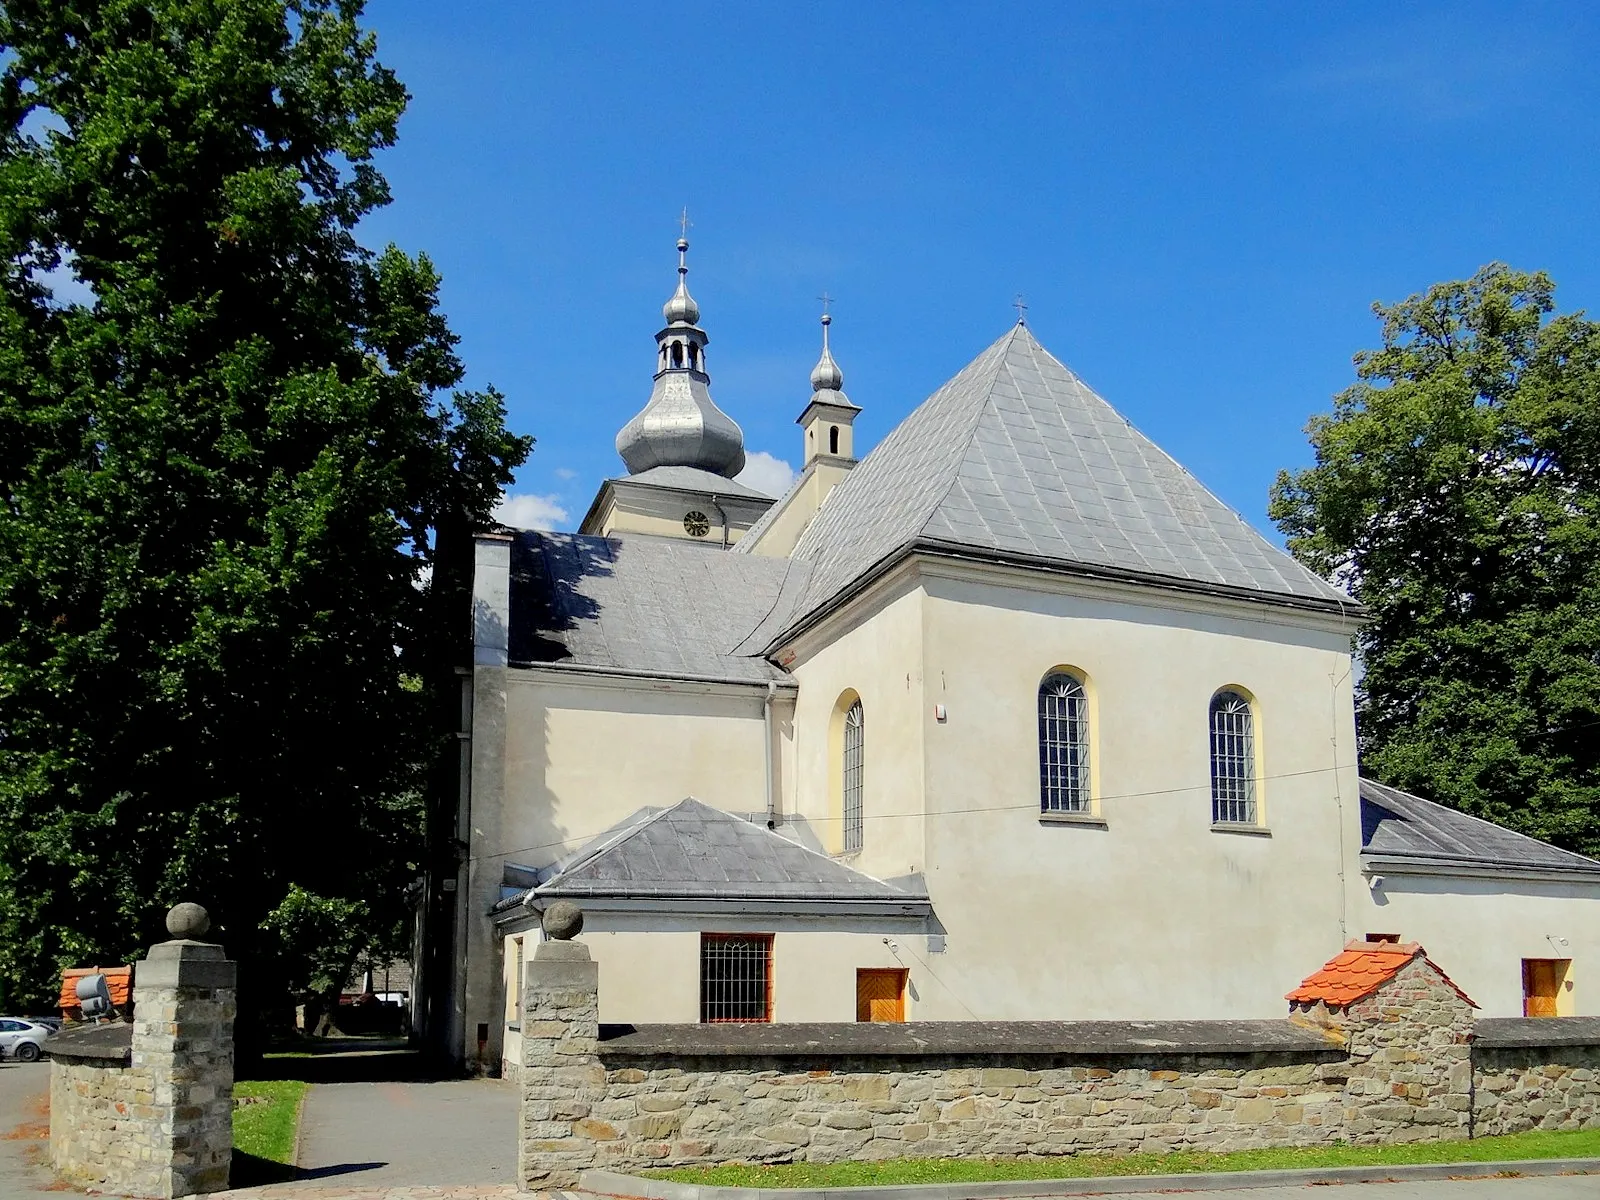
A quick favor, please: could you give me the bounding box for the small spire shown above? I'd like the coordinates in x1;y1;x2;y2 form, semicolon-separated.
662;226;700;326
810;304;844;392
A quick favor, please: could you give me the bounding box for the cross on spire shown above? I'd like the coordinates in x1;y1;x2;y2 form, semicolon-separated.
679;207;692;239
817;291;833;316
1013;293;1028;326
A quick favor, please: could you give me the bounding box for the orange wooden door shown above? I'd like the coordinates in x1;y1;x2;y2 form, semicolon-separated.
856;968;906;1022
1523;960;1560;1017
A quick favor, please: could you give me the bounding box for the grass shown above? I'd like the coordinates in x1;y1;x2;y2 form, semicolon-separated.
650;1127;1600;1188
232;1078;307;1166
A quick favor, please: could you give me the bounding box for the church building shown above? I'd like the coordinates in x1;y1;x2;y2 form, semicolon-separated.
438;237;1600;1073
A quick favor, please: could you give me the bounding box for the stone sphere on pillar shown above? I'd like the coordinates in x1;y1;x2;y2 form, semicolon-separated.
166;902;212;941
542;900;583;940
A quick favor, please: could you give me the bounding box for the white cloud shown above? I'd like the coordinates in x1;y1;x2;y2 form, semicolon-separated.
736;451;797;499
494;492;570;531
554;467;578;481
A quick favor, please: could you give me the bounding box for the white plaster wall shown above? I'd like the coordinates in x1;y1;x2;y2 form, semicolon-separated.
527;928;911;1025
914;570;1362;1020
1352;875;1600;1016
785;581;927;883
499;675;781;871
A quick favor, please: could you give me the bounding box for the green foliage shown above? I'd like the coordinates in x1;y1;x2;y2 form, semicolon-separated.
1272;265;1600;853
0;1;531;1010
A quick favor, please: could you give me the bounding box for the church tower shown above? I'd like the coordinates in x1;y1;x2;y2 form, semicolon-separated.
579;232;775;544
737;309;862;558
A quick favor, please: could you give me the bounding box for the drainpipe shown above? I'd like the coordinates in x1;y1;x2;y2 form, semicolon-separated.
764;681;778;829
709;494;730;548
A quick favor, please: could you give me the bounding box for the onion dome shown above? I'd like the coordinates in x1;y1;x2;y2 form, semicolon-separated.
810;312;845;392
615;233;746;478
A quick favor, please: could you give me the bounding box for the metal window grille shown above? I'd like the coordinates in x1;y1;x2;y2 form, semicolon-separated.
1210;690;1256;824
700;934;773;1022
843;700;864;853
1038;673;1090;813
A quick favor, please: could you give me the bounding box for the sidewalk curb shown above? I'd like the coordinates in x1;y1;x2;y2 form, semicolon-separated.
579;1157;1600;1200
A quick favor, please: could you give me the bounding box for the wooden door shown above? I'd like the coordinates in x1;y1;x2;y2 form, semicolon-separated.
856;968;907;1022
1523;959;1561;1017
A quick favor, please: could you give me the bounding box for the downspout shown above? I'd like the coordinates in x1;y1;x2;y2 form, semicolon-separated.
709;494;730;548
764;681;778;828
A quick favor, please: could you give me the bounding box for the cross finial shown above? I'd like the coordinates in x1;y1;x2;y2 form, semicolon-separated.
818;291;833;316
679;207;692;240
1013;293;1028;326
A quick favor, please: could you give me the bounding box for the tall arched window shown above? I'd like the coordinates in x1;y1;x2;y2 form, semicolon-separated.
842;700;864;853
1210;690;1257;824
1038;672;1090;813
829;426;839;454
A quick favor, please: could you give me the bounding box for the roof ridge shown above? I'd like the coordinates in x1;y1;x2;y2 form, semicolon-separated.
909;329;1028;545
546;800;691;884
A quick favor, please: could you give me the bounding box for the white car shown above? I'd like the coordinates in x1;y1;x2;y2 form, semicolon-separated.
0;1017;52;1062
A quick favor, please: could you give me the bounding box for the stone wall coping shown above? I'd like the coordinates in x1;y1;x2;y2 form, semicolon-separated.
594;1019;1337;1059
579;1159;1600;1200
1477;1016;1600;1047
47;1022;133;1066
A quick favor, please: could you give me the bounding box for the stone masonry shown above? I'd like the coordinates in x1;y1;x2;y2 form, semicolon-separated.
515;938;1600;1187
50;904;237;1198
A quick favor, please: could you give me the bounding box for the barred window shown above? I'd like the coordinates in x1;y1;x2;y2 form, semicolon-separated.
842;700;864;853
700;934;773;1022
1210;690;1257;824
1039;672;1090;813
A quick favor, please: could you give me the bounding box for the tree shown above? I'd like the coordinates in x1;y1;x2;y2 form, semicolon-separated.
1272;264;1600;854
0;0;531;1018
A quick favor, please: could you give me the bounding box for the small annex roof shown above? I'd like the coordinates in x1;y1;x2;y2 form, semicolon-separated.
1360;778;1600;880
497;798;931;913
756;325;1356;637
508;531;807;686
1286;940;1475;1009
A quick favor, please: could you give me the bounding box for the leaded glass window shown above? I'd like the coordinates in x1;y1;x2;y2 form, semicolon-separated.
843;700;864;853
1039;673;1090;813
1210;690;1256;824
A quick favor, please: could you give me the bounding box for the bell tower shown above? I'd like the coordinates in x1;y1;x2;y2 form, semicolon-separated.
797;310;860;468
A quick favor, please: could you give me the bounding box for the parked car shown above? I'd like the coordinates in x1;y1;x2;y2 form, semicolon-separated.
0;1017;53;1062
27;1015;62;1032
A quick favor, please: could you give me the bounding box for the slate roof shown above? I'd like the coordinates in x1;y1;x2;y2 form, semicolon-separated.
1360;778;1600;879
505;798;930;909
758;326;1355;635
1286;940;1475;1009
508;532;806;685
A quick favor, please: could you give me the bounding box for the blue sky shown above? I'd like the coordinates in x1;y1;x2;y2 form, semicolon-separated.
359;1;1600;535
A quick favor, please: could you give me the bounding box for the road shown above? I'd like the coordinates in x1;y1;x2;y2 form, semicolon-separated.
0;1059;61;1199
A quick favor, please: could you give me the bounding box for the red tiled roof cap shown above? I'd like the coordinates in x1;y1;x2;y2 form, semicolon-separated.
59;965;133;1011
1286;940;1476;1010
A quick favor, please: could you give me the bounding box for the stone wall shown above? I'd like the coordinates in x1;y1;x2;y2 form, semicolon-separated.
517;942;1600;1189
50;1054;153;1192
49;907;236;1198
1475;1041;1600;1136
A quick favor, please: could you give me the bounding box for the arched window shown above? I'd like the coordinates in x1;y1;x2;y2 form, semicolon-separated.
842;700;864;853
829;426;839;454
1038;672;1090;813
1210;690;1256;824
670;342;684;367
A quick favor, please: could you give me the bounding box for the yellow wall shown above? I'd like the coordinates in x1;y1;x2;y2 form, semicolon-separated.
498;674;783;870
786;579;928;882
898;565;1360;1020
1352;875;1600;1016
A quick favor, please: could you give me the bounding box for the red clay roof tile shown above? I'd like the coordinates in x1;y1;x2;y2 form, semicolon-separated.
1286;941;1476;1009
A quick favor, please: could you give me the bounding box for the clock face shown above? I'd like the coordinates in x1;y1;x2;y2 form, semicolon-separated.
683;510;711;538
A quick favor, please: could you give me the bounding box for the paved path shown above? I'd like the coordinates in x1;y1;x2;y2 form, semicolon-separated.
292;1077;518;1188
0;1060;64;1199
